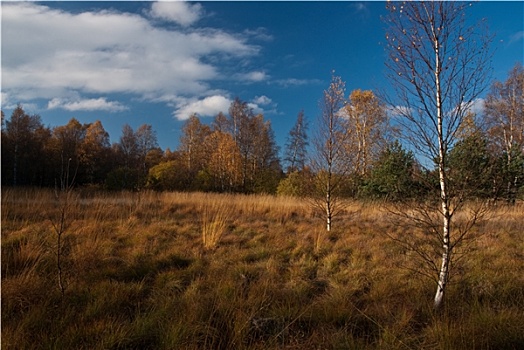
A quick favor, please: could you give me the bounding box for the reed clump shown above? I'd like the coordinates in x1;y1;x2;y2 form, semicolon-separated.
201;199;232;251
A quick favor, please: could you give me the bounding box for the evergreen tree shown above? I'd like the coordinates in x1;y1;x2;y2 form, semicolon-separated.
363;141;416;201
284;110;308;173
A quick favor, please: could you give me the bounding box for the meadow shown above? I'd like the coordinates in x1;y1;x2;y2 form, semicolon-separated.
2;188;523;349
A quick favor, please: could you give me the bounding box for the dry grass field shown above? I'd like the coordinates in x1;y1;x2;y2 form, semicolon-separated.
2;188;523;349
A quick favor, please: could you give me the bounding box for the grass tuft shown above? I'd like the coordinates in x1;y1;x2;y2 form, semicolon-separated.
200;199;232;251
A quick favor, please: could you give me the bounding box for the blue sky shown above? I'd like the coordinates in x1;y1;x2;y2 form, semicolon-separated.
2;1;523;153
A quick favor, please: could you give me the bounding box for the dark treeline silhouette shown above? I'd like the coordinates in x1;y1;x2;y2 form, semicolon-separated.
2;65;523;201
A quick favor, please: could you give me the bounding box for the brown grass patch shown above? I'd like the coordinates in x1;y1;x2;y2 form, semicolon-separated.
2;189;523;349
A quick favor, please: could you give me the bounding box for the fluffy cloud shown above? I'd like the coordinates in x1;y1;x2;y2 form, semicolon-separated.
149;1;203;27
0;92;11;108
250;95;278;115
467;98;485;116
253;95;272;106
1;2;259;112
173;94;276;120
174;95;232;120
1;92;38;112
48;97;128;112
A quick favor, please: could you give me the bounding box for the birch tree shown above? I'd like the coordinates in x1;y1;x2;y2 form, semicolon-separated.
80;120;111;184
484;63;524;203
113;123;158;190
207;131;242;192
118;124;139;171
344;90;388;176
384;1;492;310
51;118;86;188
179;114;212;176
311;73;352;232
248;115;281;193
218;99;281;193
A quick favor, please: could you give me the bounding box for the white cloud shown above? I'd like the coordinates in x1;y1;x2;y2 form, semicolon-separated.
451;98;485;118
1;92;11;108
149;1;203;27
173;94;277;120
466;98;485;116
1;92;39;113
243;27;273;42
386;105;413;119
275;78;323;87
251;95;278;115
235;71;269;82
1;2;260;112
174;95;232;120
247;103;263;115
0;92;37;112
253;95;272;106
48;97;128;112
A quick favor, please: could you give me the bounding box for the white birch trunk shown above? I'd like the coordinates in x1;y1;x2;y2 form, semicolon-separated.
384;1;493;311
434;208;451;309
433;33;451;310
326;181;332;232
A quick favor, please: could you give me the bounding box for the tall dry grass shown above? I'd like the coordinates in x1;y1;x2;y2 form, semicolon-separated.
200;199;232;250
2;188;523;349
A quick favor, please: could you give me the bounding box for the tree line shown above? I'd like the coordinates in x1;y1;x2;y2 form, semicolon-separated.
1;64;522;201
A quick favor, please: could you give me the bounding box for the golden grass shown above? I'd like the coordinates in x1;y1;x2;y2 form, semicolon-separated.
201;200;232;250
2;188;523;349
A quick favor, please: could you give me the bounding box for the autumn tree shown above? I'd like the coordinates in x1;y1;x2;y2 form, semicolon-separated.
118;124;139;170
384;1;492;309
50;118;87;188
207;131;242;192
247;115;282;193
284;110;309;173
228;97;251;144
344;89;389;176
147;160;185;191
79;120;111;184
214;99;282;193
2;105;51;186
310;73;352;232
483;63;524;203
277;168;314;197
212;111;229;133
135;124;160;179
110;123;159;190
178;114;212;187
233;100;257;190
